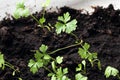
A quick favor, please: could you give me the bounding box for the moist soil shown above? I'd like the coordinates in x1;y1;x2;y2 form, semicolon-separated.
0;4;120;80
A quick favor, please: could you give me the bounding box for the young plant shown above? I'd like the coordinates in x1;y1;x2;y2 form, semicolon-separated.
0;52;19;76
76;60;87;75
78;42;101;70
28;44;51;74
13;0;51;31
75;73;88;80
55;12;77;34
104;66;120;79
48;56;70;80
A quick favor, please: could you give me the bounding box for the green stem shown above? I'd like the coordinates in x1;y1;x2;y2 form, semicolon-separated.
49;42;82;55
4;62;16;71
30;14;40;25
117;74;120;80
70;33;79;42
43;66;53;73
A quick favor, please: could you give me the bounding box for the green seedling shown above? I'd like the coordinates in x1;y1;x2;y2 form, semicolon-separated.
13;0;51;31
0;52;19;76
76;60;87;75
78;42;101;70
75;73;88;80
28;44;51;74
105;66;120;79
13;0;29;19
48;56;70;80
55;12;77;34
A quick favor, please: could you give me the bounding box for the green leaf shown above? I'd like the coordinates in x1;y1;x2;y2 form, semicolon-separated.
0;53;5;70
56;56;63;64
83;43;90;51
52;61;56;73
66;19;77;33
34;50;43;60
97;61;102;70
16;0;25;9
104;66;119;78
63;12;71;23
63;68;68;74
82;60;86;68
28;59;43;74
56;67;63;78
43;54;51;60
78;48;88;59
42;0;51;7
55;22;65;34
39;44;48;53
76;64;82;71
13;9;21;19
51;75;57;80
22;8;30;17
55;12;77;34
75;73;88;80
39;17;46;25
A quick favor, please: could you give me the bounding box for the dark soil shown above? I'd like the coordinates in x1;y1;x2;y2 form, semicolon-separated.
0;4;120;80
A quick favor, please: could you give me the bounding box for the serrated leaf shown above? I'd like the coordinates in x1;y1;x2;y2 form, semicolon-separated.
22;8;30;17
42;0;51;7
39;17;46;24
34;50;43;60
43;54;51;60
56;56;63;64
39;44;48;53
66;19;77;33
83;43;90;51
63;12;70;23
13;9;21;19
63;68;68;74
16;1;25;9
55;22;65;34
75;73;88;80
28;59;43;74
56;67;63;77
51;75;57;80
105;66;119;78
48;73;54;77
78;48;88;59
0;53;5;69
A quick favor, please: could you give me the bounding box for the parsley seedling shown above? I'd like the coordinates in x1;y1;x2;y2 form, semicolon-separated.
75;73;88;80
48;56;70;80
28;44;51;74
13;0;51;31
105;66;120;79
78;42;101;70
55;12;77;34
0;52;19;76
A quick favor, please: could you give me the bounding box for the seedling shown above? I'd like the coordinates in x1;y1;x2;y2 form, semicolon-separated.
48;56;70;80
13;0;51;31
0;52;19;76
76;60;87;75
104;66;120;79
28;44;51;74
75;73;88;80
78;42;101;70
55;12;77;34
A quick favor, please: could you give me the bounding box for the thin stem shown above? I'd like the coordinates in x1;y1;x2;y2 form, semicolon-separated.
49;42;82;55
4;62;16;71
30;14;40;25
117;74;120;80
70;33;79;42
43;66;53;73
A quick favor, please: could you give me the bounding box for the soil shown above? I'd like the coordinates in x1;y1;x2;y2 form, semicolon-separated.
0;4;120;80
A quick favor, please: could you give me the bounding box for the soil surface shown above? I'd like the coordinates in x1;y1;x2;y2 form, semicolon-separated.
0;4;120;80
